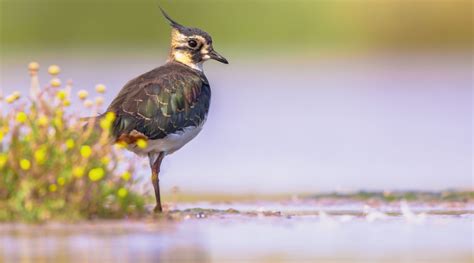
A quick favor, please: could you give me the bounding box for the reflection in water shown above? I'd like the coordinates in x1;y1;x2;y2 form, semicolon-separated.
2;222;210;263
1;201;472;262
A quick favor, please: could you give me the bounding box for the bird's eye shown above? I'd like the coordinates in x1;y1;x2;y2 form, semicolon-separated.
188;40;198;48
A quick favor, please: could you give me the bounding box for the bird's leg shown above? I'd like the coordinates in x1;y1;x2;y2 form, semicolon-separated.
149;152;165;213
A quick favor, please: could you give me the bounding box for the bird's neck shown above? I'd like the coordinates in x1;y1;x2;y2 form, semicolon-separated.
168;51;203;72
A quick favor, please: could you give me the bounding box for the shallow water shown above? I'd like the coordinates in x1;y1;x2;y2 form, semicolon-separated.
1;201;472;263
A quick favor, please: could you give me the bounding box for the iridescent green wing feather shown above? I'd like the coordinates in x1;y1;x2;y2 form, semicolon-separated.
107;62;211;140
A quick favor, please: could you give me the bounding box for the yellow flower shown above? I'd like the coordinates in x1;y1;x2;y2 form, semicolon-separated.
19;159;31;170
117;187;128;198
95;84;106;93
80;145;92;158
114;141;127;149
34;146;47;165
105;112;116;122
12;91;20;99
136;139;148;149
77;90;89;100
100;156;110;165
28;62;40;71
65;139;75;149
0;153;7;169
53;117;63;129
55;108;64;118
16;112;28;123
48;184;57;192
99;112;116;130
63;99;71;107
88;167;105;181
72;166;85;178
48;65;60;75
50;78;61;88
57;177;66;186
84;100;93;108
56;90;67;100
95;97;104;106
5;92;21;103
37;115;48;127
99;118;111;130
121;171;131;181
0;131;3;142
5;95;16;104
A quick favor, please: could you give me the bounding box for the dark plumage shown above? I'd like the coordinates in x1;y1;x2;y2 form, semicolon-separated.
107;62;210;141
104;8;228;213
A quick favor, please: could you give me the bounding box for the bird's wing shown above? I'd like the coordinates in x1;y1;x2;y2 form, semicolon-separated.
107;63;211;141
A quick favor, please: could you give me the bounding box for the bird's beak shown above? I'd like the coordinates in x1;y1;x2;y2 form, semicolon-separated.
209;49;228;64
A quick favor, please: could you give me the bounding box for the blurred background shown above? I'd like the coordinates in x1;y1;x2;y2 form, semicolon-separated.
1;0;472;195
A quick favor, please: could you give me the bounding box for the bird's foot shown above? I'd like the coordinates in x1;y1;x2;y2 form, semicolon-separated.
153;205;163;213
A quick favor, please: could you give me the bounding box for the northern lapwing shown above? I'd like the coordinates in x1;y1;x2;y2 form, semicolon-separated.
105;8;228;212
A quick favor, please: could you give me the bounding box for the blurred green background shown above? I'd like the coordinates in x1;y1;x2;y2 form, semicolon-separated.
1;0;472;55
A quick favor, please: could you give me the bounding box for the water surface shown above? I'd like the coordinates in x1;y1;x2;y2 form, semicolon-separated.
1;200;472;262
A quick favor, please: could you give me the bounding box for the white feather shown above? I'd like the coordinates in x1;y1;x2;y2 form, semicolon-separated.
128;124;204;156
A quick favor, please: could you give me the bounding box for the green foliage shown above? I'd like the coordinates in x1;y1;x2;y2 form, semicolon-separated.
1;0;472;53
0;63;146;222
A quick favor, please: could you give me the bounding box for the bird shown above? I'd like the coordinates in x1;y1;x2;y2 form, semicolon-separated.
104;8;228;213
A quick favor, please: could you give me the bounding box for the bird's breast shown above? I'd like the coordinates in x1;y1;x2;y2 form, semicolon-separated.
127;122;205;156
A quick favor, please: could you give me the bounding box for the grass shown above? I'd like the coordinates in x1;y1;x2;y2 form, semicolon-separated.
0;62;146;222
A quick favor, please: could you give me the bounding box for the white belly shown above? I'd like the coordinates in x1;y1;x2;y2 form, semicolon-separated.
128;125;203;156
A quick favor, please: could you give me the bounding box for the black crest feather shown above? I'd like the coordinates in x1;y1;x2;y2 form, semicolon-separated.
160;7;185;30
158;6;212;40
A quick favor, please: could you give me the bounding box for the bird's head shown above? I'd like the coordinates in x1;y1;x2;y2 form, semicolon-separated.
161;8;228;71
